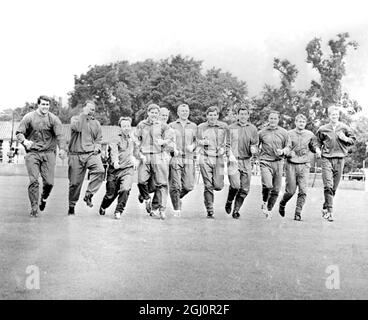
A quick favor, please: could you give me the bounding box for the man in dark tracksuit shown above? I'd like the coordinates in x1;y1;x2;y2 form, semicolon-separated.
99;117;138;219
16;95;67;217
169;104;197;217
68;100;105;215
258;110;290;219
198;106;228;218
226;105;259;219
317;106;356;222
279;114;321;221
135;104;171;220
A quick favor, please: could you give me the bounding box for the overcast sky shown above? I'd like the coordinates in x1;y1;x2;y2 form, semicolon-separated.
1;0;368;114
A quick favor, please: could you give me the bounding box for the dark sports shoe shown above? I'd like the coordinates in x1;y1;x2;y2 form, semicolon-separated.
145;198;152;214
225;201;232;214
279;204;285;217
30;209;38;218
68;206;75;215
39;198;46;212
84;194;93;208
321;208;328;219
232;211;240;219
138;194;144;203
99;206;106;216
294;213;301;221
207;211;214;219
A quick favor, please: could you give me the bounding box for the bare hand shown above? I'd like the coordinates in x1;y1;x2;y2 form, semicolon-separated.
58;149;67;160
23;139;33;150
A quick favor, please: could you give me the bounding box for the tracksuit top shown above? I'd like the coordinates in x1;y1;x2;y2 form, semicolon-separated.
69;114;103;153
227;121;259;159
316;122;356;158
135;119;170;155
286;129;319;164
169;119;197;158
109;132;135;169
197;121;228;157
16;110;66;152
258;126;290;161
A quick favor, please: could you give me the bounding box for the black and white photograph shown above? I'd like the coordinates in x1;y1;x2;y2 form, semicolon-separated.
0;0;368;305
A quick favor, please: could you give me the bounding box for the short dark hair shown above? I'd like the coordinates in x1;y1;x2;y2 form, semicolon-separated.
147;104;160;112
118;116;132;126
37;95;51;105
237;105;249;114
268;109;280;117
206;106;219;115
295;114;307;121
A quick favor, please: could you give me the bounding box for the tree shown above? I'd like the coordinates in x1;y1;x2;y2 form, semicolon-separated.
306;32;361;120
68;55;248;125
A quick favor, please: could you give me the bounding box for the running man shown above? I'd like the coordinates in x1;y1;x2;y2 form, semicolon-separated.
197;106;228;219
278;114;321;221
258;110;290;219
99;116;138;219
16;95;67;217
168;104;197;217
226;105;259;219
316;105;356;222
135;104;171;220
68;100;105;215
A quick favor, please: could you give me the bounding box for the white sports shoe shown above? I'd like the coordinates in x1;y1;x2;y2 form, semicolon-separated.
172;209;181;217
266;210;272;220
261;202;268;216
160;210;166;220
150;209;160;218
114;211;121;219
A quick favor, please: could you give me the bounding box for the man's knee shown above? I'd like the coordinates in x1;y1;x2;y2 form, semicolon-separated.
238;188;248;198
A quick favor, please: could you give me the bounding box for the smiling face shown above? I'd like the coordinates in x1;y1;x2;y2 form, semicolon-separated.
38;99;50;115
177;105;189;121
84;102;96;117
119;119;131;135
148;107;159;122
238;109;249;124
159;108;170;124
207;110;219;125
268;112;279;128
329;109;340;124
295;117;307;130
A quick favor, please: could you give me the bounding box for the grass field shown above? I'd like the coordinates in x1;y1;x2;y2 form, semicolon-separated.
0;176;367;300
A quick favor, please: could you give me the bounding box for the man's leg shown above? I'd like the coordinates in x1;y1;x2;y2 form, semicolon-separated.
267;160;283;212
294;163;309;220
84;154;105;206
24;152;41;215
68;155;87;211
233;159;252;217
99;173;118;214
180;159;195;199
279;162;297;217
169;159;181;211
152;154;170;218
321;157;334;217
114;167;134;216
199;159;215;217
39;152;56;211
226;160;240;214
260;160;273;216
